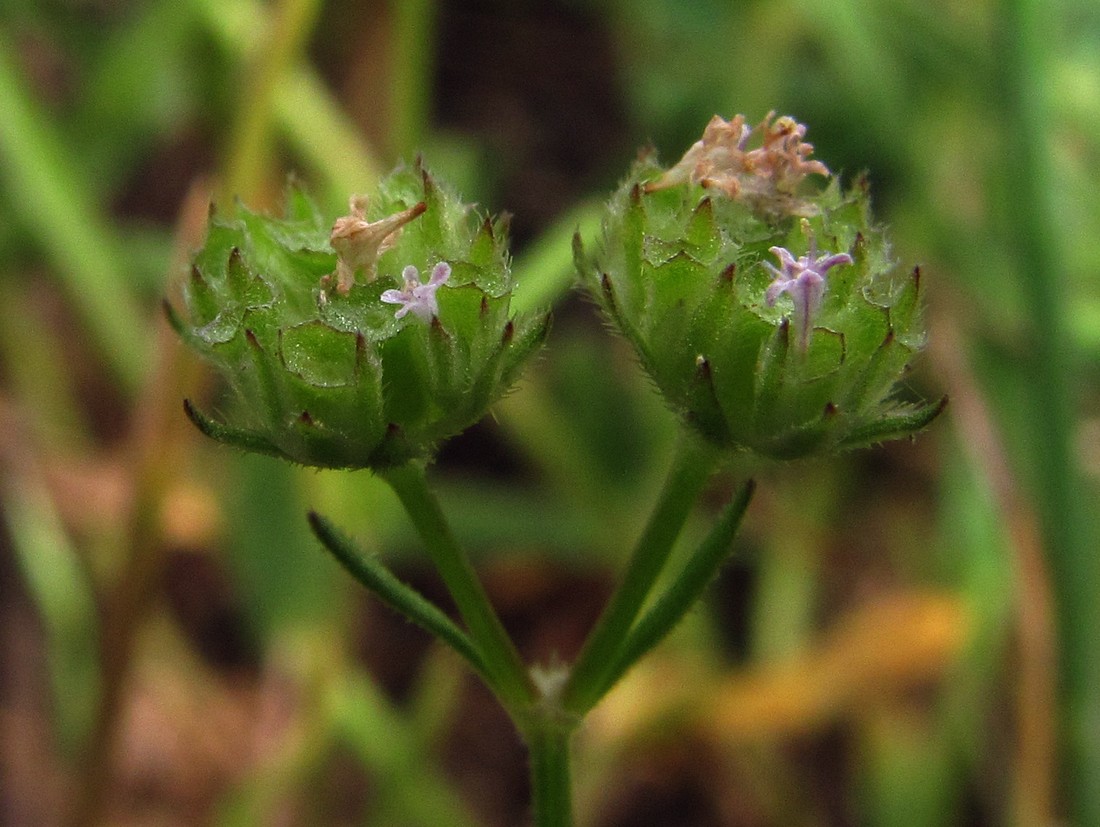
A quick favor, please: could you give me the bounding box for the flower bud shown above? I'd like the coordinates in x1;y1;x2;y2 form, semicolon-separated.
169;162;546;469
577;114;943;460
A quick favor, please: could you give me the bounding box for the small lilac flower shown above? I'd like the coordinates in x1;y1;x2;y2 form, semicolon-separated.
381;261;451;320
764;234;852;351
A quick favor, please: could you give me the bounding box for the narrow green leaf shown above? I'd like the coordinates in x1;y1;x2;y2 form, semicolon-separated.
307;511;489;679
599;480;755;699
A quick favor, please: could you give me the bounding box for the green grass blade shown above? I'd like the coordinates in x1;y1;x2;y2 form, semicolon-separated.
0;35;149;393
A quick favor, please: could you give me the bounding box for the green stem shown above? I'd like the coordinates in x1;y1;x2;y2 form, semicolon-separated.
562;434;718;714
380;463;534;711
527;722;574;827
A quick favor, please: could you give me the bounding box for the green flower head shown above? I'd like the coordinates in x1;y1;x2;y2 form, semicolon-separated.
577;113;944;460
169;162;546;470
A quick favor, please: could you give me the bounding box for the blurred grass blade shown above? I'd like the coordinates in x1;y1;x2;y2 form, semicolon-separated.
274;68;383;199
78;0;201;194
998;0;1100;820
219;0;322;205
194;0;382;203
332;673;483;827
1;458;100;755
511;200;603;314
0;280;91;451
390;0;439;159
0;36;149;393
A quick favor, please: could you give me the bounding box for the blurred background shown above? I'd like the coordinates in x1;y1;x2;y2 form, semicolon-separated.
1;0;1098;824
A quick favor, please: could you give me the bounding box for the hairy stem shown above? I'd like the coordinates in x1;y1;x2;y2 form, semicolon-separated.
380;462;534;712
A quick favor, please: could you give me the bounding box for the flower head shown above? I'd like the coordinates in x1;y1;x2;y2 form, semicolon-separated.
764;229;853;351
329;195;427;294
645;112;830;216
171;165;546;470
576;114;943;459
381;262;451;320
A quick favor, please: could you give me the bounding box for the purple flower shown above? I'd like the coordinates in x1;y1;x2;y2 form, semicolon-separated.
764;236;852;350
381;261;451;320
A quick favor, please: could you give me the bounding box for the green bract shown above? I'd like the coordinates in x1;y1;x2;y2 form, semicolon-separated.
577;115;943;460
169;162;546;469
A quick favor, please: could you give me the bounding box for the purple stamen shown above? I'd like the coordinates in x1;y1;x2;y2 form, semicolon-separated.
764;237;852;350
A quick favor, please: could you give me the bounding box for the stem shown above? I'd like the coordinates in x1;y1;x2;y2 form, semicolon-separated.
527;723;574;827
380;463;534;711
562;434;718;714
73;314;206;825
